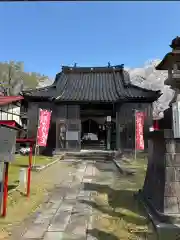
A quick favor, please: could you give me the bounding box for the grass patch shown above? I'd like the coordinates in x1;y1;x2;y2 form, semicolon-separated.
7;155;54;190
87;156;157;240
0;157;67;239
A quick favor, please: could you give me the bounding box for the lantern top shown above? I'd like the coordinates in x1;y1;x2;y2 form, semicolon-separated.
156;36;180;71
170;36;180;50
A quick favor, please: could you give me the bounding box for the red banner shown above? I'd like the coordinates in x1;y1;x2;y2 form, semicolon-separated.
37;109;52;147
135;111;145;150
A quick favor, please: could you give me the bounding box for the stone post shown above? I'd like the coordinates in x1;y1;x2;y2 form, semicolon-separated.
164;129;180;217
137;129;180;238
135;36;180;238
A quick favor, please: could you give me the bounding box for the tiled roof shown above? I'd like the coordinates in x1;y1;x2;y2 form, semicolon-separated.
22;65;160;103
0;96;24;106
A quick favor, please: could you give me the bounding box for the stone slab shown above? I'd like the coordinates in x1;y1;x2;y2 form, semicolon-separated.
48;211;72;232
51;200;63;209
57;201;75;212
65;220;87;237
33;214;52;225
43;231;64;240
23;225;48;239
86;235;98;240
44;231;86;240
74;202;92;214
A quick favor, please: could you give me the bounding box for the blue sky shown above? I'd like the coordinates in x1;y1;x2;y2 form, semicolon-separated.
0;2;179;77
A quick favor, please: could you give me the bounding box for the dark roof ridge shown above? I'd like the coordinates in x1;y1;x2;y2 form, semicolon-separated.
61;65;124;73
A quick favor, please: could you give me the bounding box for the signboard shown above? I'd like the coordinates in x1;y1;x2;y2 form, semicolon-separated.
172;101;180;138
19;168;27;186
0;126;17;162
107;116;111;122
37;109;52;147
66;131;79;141
135;112;145;151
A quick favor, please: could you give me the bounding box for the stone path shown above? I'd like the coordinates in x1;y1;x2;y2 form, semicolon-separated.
11;158;118;240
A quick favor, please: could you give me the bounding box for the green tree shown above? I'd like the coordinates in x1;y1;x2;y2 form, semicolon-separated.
0;61;50;95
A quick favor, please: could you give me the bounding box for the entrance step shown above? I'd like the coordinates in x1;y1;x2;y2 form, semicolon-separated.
64;151;114;161
81;141;106;151
82;145;106;150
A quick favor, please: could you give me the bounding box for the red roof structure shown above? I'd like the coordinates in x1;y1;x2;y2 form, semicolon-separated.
0;96;24;106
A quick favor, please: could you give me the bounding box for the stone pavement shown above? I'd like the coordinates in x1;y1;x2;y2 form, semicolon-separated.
11;158;118;240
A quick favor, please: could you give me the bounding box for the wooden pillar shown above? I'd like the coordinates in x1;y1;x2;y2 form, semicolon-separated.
116;111;120;150
116;108;122;151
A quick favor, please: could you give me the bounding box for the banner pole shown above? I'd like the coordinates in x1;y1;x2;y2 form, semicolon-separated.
134;109;137;160
2;162;9;217
27;143;33;197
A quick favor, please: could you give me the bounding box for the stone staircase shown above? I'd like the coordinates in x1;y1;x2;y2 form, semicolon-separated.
81;140;106;151
64;150;114;161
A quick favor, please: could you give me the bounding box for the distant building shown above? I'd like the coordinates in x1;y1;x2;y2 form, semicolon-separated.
0;95;24;128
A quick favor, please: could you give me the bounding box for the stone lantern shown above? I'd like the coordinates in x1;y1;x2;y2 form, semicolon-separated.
136;37;180;239
156;36;180;91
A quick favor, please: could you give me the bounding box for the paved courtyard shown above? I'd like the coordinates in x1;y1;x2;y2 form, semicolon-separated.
11;157;119;240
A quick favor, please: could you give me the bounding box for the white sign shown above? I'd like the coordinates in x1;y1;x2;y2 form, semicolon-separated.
107;116;111;122
0;126;17;162
66;131;79;141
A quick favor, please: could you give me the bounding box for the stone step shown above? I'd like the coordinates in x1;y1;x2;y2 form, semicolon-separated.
65;153;113;158
82;147;106;151
64;151;114;161
82;144;106;149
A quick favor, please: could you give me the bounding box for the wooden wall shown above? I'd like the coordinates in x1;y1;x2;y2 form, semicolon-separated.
116;102;153;151
55;104;81;152
26;102;81;154
27;101;56;155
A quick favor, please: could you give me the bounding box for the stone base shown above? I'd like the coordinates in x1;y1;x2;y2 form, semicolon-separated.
135;190;180;239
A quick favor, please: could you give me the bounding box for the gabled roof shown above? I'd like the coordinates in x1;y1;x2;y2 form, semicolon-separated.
22;65;161;103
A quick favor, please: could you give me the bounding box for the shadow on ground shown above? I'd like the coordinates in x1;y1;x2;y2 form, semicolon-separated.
81;183;148;226
87;228;119;240
82;181;153;239
13;164;29;168
8;182;19;191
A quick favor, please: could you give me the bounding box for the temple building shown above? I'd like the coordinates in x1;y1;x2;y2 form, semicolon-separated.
21;64;160;154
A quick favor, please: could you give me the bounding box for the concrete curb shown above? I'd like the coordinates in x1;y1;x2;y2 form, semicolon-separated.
112;158;124;174
8;183;20;194
32;154;65;172
112;158;136;176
